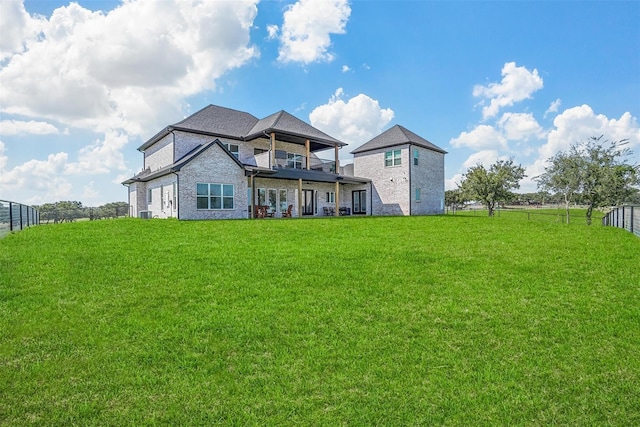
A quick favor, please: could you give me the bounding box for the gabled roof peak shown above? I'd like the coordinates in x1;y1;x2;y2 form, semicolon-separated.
351;124;447;155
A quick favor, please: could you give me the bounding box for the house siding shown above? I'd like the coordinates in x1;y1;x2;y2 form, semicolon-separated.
178;144;248;220
144;175;178;219
410;145;445;215
144;133;174;171
174;131;220;161
354;145;410;215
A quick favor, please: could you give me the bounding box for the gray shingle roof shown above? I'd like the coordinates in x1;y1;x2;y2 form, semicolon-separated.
138;105;346;151
173;105;259;138
246;110;345;146
351;125;447;154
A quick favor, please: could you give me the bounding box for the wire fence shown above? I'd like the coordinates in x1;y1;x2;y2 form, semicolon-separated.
445;206;605;225
0;200;40;238
602;205;639;237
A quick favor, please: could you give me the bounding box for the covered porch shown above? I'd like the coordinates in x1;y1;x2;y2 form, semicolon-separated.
246;168;370;219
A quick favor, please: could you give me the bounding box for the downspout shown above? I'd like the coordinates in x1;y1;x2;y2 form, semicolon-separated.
171;129;176;162
370;181;373;216
408;144;412;216
249;170;258;219
172;172;180;219
123;183;131;217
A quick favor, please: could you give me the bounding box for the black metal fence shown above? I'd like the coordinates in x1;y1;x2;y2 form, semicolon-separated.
602;205;639;237
0;200;40;238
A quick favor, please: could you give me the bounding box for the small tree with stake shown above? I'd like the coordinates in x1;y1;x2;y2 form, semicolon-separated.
459;159;526;216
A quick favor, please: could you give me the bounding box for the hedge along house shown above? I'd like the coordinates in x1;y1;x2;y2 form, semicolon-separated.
123;105;446;219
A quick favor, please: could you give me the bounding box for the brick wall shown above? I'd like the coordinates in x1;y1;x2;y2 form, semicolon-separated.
354;145;410;215
178;144;248;220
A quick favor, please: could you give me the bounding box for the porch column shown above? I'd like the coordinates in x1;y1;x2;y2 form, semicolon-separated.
298;178;303;217
305;139;310;170
270;132;276;169
334;145;340;174
335;181;340;217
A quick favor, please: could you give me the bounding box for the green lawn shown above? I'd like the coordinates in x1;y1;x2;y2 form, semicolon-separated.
1;215;639;425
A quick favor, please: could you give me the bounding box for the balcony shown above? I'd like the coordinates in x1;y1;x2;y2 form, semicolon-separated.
253;151;337;174
309;157;337;174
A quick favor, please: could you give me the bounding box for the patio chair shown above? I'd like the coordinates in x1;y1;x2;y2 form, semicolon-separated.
282;204;293;218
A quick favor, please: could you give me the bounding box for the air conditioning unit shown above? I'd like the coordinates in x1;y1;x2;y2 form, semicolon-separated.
139;210;151;219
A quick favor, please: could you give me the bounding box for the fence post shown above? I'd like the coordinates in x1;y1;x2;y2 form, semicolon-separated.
631;206;634;234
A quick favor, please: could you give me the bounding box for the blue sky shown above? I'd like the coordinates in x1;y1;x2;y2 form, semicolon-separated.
1;0;639;206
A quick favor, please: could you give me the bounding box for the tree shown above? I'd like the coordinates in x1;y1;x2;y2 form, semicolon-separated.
459;159;526;216
445;189;466;213
536;136;640;225
536;150;583;224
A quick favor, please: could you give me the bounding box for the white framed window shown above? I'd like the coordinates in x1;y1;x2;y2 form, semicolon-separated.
197;183;234;210
268;189;277;211
287;153;304;169
148;188;152;204
160;185;164;208
326;192;335;203
223;143;239;158
415;188;421;202
257;188;266;206
413;148;419;166
279;189;288;212
385;149;402;167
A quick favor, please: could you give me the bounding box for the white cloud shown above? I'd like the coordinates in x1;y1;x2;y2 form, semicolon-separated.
473;62;544;119
540;104;640;161
544;98;561;118
516;105;640;194
82;181;100;201
0;0;41;60
0;141;7;172
65;131;129;175
0;146;73;203
462;150;505;169
342;65;351;72
445;173;464;190
277;0;351;64
497;112;543;141
0;0;260;202
449;125;507;150
309;88;394;156
266;24;279;39
0;0;260;136
0;120;59;136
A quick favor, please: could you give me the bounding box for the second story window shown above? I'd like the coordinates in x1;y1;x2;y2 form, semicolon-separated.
287;153;304;169
223;143;239;158
385;149;401;167
413;148;419;165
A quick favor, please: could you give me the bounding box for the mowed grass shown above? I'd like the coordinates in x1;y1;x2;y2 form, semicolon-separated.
1;215;639;425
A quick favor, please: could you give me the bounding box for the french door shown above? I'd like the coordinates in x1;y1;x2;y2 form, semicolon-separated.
352;190;366;214
302;190;314;215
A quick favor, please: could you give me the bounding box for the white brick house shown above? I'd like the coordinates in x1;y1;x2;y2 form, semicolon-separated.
123;105;446;219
